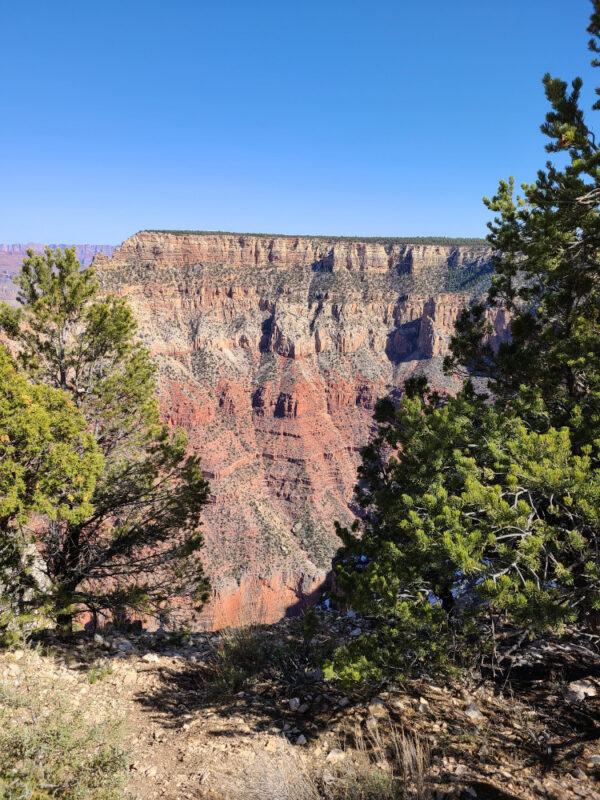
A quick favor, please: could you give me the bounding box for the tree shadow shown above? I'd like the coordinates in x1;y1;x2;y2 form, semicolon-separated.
133;618;367;741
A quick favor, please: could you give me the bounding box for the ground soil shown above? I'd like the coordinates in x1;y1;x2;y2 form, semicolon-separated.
1;616;599;800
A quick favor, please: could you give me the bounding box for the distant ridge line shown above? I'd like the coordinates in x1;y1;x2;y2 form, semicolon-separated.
142;230;488;247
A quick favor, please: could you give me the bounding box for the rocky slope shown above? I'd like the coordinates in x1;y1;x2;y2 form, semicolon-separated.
3;620;599;800
93;231;509;628
0;243;116;303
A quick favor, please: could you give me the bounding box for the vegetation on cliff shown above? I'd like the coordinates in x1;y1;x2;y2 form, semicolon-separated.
330;1;600;684
143;230;488;247
0;248;211;635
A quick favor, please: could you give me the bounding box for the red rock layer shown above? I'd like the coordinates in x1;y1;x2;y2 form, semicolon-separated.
95;231;506;628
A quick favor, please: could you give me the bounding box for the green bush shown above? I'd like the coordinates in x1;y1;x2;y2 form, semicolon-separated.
0;681;128;799
209;626;271;697
330;2;600;683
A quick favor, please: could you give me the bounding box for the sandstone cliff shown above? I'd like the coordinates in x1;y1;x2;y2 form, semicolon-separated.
94;231;506;628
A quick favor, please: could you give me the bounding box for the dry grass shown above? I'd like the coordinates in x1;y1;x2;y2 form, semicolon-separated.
323;717;431;800
199;717;431;800
202;735;320;800
0;662;129;799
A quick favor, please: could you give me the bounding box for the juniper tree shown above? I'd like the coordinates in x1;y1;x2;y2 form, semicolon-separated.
329;2;600;683
0;248;211;634
0;345;102;643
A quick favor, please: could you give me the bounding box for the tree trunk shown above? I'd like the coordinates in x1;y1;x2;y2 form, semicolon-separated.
56;610;73;639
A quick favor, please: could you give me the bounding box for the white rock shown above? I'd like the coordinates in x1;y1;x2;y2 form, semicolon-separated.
295;734;307;745
566;679;597;703
326;748;346;763
367;699;388;718
289;697;301;711
464;701;484;721
141;652;159;663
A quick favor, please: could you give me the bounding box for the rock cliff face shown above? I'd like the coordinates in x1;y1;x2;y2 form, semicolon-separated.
94;231;506;629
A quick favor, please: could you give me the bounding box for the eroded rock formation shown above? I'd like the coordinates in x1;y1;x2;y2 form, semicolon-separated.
93;231;506;628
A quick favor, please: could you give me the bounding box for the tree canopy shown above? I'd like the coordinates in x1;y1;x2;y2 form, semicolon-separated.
328;1;600;684
0;344;102;642
0;247;211;634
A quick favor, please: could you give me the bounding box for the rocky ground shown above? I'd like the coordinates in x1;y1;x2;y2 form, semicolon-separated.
1;612;599;800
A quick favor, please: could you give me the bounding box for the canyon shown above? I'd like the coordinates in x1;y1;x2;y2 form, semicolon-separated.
92;231;509;629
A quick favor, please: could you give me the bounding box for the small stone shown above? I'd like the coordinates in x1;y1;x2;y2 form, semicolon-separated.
464;701;484;721
298;703;310;714
338;696;350;708
117;641;132;652
288;697;301;711
367;699;388;718
346;610;356;618
566;679;597;703
141;652;160;663
295;734;307;745
326;748;346;763
350;628;362;637
587;753;600;764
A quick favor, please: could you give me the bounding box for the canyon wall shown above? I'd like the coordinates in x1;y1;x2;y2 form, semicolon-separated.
93;231;506;629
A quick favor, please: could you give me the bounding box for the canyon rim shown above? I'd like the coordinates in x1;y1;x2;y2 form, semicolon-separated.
90;230;510;629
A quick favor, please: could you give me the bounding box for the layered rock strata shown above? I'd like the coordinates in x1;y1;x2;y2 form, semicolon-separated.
93;231;506;628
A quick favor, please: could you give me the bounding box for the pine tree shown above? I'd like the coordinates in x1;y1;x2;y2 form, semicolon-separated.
329;2;600;684
0;345;102;643
0;248;211;634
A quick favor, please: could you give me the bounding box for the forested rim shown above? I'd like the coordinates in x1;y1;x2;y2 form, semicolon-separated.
142;230;488;246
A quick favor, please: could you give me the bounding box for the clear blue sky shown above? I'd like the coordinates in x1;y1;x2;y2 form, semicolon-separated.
1;0;597;244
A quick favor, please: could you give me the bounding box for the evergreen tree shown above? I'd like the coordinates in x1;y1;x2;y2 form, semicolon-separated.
329;2;600;684
0;345;102;643
0;248;211;634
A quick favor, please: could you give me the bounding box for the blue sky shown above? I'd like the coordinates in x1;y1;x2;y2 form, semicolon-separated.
1;0;597;244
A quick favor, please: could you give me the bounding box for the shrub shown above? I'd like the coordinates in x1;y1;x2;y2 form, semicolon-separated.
0;679;128;799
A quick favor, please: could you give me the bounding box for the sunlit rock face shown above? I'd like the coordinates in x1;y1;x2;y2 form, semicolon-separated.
94;230;505;629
